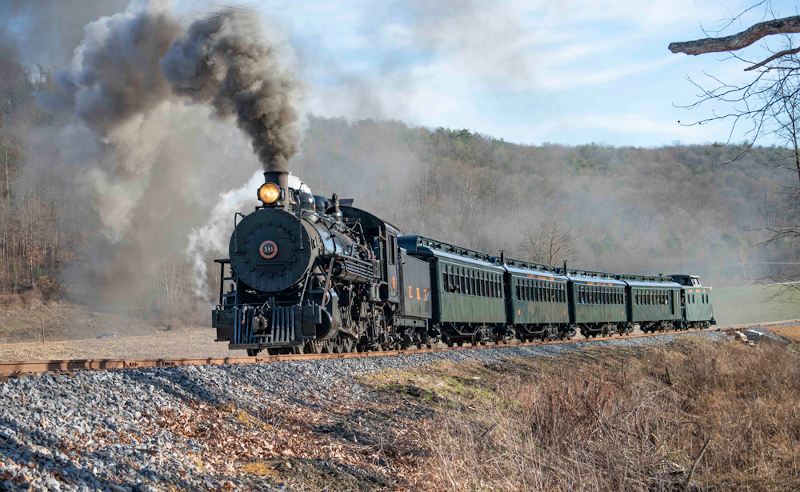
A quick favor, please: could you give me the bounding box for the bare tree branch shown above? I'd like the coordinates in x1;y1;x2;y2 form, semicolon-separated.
707;0;770;36
669;16;800;55
760;225;800;244
746;46;800;71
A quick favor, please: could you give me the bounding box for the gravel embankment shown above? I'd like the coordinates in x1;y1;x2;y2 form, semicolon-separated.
0;331;725;492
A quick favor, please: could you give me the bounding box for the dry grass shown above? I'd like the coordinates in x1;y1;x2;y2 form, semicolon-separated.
770;324;800;343
369;340;800;491
0;328;234;361
0;298;211;345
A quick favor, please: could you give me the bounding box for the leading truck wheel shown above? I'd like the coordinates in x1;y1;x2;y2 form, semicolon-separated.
247;349;261;357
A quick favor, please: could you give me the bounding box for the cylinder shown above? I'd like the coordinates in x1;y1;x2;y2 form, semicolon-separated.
263;171;289;210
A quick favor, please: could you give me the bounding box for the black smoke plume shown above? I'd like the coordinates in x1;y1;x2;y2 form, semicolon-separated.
40;7;181;136
161;9;303;172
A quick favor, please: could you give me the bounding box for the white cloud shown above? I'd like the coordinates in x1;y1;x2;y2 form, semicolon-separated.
537;55;681;91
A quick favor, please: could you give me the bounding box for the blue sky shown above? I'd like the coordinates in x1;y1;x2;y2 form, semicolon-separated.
222;0;799;147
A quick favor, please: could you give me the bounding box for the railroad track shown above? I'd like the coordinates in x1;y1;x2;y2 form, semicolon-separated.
0;327;736;378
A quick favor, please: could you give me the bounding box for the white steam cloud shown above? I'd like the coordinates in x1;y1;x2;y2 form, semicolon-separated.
186;171;262;300
186;172;311;300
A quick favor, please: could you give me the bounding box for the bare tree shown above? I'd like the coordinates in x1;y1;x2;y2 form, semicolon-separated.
670;2;800;292
669;4;800;172
519;216;578;266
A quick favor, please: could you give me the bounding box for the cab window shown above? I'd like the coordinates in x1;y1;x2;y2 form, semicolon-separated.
388;236;396;265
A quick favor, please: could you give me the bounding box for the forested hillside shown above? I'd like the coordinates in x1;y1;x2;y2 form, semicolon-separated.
0;59;69;299
0;56;796;314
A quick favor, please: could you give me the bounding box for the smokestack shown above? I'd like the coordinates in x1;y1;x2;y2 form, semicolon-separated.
264;171;290;210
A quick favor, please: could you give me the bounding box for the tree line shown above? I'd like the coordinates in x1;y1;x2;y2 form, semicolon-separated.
0;61;68;299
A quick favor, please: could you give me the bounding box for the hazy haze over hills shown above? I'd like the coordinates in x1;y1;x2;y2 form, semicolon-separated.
294;117;796;288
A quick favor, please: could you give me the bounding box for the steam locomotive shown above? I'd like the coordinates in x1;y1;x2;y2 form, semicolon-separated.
212;172;716;355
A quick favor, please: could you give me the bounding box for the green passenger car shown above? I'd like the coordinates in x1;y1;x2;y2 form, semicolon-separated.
619;275;682;332
567;270;628;337
670;274;715;327
434;256;506;324
503;259;569;339
398;236;506;344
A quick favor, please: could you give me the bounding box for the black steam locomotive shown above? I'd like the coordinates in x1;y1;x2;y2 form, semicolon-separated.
212;172;716;355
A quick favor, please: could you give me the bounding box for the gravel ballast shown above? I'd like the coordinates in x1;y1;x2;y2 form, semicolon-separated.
0;331;726;491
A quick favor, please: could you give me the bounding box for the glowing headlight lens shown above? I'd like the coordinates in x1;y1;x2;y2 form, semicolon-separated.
258;183;281;204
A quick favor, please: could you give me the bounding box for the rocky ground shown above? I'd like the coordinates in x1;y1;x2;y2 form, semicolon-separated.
0;330;738;492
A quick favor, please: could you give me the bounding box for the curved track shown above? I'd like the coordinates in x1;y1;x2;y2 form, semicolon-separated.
0;327;731;378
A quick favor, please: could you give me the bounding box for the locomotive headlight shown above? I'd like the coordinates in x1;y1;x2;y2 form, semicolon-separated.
258;182;281;204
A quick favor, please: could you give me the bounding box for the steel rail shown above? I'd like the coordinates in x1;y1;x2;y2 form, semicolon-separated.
0;326;741;378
